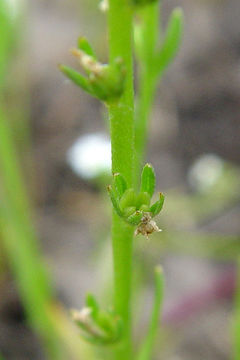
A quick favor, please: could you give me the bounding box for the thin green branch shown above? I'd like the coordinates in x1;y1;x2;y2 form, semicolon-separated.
0;108;63;359
137;266;164;360
134;3;183;186
233;257;240;360
134;1;160;186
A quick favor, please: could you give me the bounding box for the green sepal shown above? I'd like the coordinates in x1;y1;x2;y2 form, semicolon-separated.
77;36;96;59
136;191;151;209
96;311;116;336
59;64;94;96
123;206;136;218
86;293;99;319
98;59;126;102
154;7;183;75
88;60;125;102
113;173;127;199
119;188;136;211
107;185;123;217
139;204;150;212
150;192;164;216
126;211;142;225
89;73;110;101
140;163;156;197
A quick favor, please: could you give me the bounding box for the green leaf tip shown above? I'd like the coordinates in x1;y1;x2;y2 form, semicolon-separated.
172;7;184;19
77;36;96;59
150;192;164;216
155;265;163;275
107;185;123;217
155;5;184;75
59;64;94;95
140;163;156;197
113;173;127;199
86;293;99;319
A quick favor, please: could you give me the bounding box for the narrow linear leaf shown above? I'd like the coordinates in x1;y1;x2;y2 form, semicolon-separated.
113;173;127;199
137;266;164;360
86;293;99;319
59;64;94;96
89;74;109;101
107;185;123;217
77;37;96;59
140;164;156;197
233;257;240;360
150;193;164;216
155;7;184;75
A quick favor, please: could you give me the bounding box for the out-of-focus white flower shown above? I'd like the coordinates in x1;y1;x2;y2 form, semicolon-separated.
67;133;111;180
99;0;109;12
188;154;224;193
2;0;23;20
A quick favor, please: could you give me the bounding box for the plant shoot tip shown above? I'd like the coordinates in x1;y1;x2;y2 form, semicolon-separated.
155;265;163;274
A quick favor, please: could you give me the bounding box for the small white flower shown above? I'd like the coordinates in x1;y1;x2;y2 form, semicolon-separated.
99;0;109;12
67;133;111;180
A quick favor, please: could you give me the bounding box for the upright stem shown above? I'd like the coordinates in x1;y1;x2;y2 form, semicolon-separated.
134;70;157;186
134;2;160;187
233;258;240;360
0;107;62;359
108;1;134;359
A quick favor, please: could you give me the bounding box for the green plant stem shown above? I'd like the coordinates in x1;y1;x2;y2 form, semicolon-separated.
134;71;157;186
108;1;135;359
233;257;240;360
0;107;63;359
134;2;160;186
137;266;164;360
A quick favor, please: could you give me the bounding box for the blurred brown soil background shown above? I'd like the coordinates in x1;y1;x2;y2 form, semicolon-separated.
0;0;240;359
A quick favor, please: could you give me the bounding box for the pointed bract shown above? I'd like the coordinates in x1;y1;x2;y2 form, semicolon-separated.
86;293;99;319
59;64;94;95
155;7;184;74
113;173;127;199
150;192;164;216
107;185;123;217
140;163;156;197
78;37;97;59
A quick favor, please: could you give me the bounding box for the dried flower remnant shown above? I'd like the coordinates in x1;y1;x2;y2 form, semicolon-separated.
135;212;161;240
